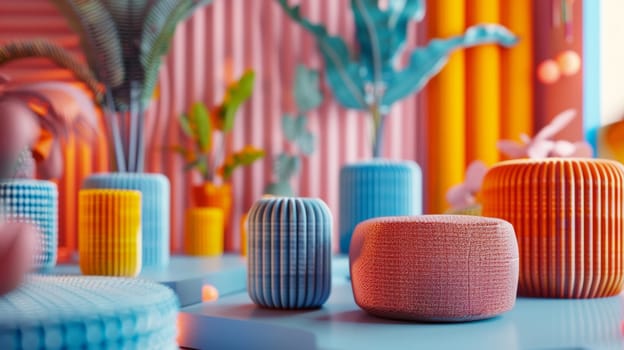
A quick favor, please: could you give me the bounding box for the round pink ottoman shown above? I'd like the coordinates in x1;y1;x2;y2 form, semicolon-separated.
349;215;519;322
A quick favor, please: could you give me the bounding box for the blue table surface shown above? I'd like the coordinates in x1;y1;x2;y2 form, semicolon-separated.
45;255;247;307
178;257;624;350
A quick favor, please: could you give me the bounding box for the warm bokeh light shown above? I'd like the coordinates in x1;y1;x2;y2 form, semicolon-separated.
201;284;219;302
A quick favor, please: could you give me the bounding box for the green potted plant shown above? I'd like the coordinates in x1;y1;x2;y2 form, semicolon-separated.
276;0;517;253
173;70;264;251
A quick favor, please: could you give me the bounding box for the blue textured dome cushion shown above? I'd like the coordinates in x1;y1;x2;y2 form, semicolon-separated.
0;180;58;268
82;173;170;267
247;197;332;309
0;275;179;349
339;160;422;253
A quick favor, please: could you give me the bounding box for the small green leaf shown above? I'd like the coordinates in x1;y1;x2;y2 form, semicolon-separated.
297;132;315;156
294;65;323;113
219;146;265;181
190;102;211;152
179;114;193;137
221;70;255;132
265;181;294;197
195;157;209;179
275;153;300;181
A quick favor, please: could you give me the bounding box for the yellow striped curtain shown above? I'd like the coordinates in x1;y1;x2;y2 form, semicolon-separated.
425;0;534;213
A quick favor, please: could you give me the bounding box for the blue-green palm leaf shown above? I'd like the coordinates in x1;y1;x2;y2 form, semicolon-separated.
276;0;367;110
140;0;209;106
382;24;517;106
277;0;517;111
53;0;213;111
51;0;124;88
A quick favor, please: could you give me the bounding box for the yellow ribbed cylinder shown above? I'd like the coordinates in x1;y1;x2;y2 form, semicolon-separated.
426;0;466;213
78;189;142;277
466;0;500;165
500;0;533;143
184;208;224;256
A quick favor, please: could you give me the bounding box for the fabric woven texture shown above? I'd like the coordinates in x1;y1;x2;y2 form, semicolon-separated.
482;158;624;298
247;197;332;309
78;189;142;277
184;207;224;256
350;215;519;322
0;180;58;268
82;173;170;267
0;275;179;349
339;160;422;253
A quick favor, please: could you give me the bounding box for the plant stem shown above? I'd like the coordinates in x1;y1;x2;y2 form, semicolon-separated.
136;94;145;173
104;89;126;172
129;83;138;172
371;106;386;158
119;107;129;171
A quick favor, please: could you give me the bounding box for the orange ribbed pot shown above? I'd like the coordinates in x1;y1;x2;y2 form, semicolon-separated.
482;158;624;298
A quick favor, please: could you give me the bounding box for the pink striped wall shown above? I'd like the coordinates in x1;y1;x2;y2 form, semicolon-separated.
0;0;426;254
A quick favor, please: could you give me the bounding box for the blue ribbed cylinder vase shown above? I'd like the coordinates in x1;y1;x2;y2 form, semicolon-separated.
82;173;170;267
247;197;332;309
0;180;58;268
339;160;422;253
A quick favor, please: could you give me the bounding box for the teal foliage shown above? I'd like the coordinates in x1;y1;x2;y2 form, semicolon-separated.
265;65;323;197
276;0;517;112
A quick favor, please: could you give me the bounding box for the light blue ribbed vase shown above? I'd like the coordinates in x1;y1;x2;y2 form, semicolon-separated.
82;173;170;267
339;160;422;253
0;275;179;349
0;180;57;268
247;197;332;309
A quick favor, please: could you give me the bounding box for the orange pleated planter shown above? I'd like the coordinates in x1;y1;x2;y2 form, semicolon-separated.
482;158;624;298
184;208;224;256
78;189;142;277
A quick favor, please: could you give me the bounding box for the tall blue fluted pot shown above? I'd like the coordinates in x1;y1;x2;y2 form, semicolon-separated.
0;180;58;268
339;160;422;253
247;197;332;309
82;173;170;267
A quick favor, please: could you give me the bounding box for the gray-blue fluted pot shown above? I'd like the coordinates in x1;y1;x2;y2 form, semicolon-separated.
247;197;332;309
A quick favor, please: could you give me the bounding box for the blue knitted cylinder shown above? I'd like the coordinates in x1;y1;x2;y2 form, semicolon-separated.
339;160;422;253
82;173;170;267
0;275;179;349
0;180;57;268
247;197;332;309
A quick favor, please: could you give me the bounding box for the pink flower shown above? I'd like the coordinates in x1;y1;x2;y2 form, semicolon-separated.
446;160;488;210
497;109;593;159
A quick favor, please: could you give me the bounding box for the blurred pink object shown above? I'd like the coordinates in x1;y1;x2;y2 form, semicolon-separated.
0;220;38;295
349;215;519;322
446;160;488;210
0;75;98;180
497;109;593;159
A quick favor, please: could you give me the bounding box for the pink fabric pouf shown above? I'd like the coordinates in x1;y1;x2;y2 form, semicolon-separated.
349;215;519;322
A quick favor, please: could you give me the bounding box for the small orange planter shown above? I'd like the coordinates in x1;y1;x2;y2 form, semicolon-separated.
192;182;232;223
482;158;624;298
